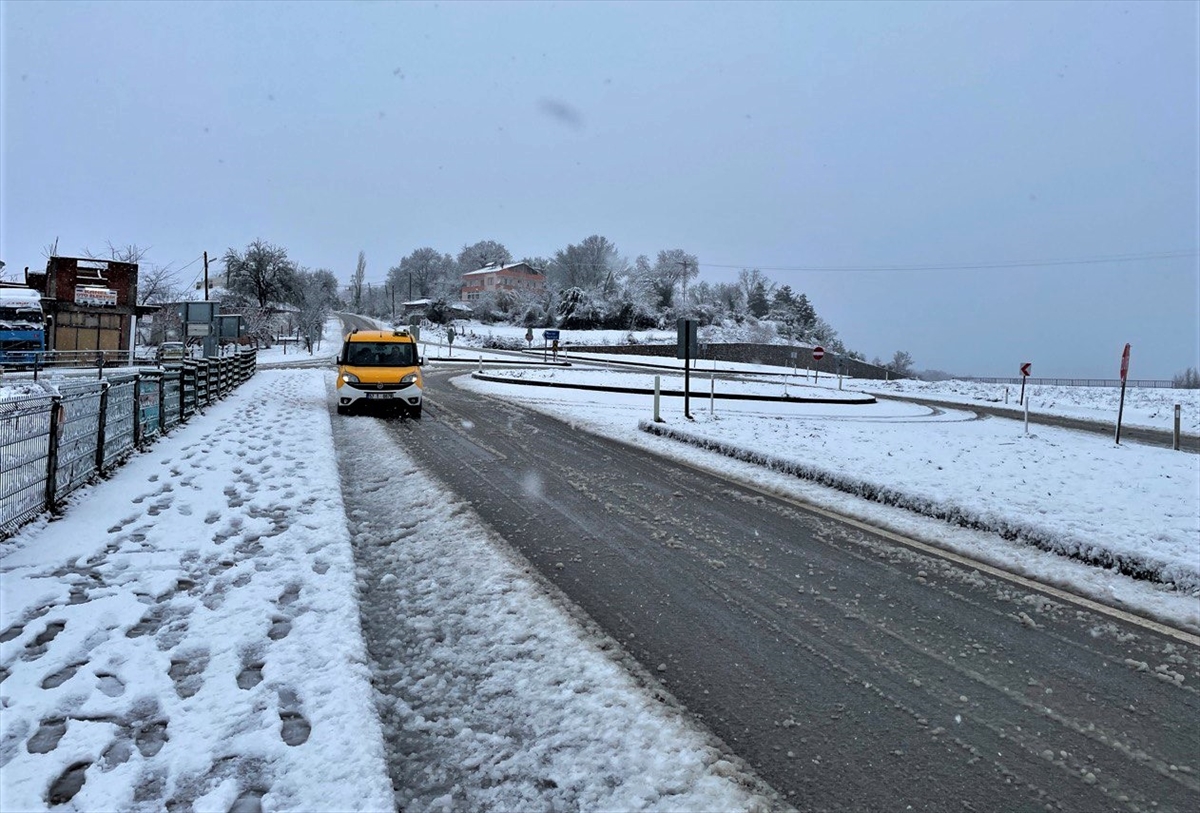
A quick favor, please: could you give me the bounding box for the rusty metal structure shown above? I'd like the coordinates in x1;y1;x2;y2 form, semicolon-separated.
25;256;154;356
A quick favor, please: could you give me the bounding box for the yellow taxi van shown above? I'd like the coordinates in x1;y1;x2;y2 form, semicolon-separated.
335;328;424;418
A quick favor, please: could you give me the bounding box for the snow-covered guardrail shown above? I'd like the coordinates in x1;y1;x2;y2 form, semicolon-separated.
0;351;257;537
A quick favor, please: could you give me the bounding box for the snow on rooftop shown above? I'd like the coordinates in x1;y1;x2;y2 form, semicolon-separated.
462;262;542;277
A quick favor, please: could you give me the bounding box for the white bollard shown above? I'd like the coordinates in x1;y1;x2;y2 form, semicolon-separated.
1175;404;1182;451
710;373;715;416
1024;395;1030;436
654;375;662;423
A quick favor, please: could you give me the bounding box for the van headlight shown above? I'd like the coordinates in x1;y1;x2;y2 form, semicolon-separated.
341;372;360;384
400;372;418;385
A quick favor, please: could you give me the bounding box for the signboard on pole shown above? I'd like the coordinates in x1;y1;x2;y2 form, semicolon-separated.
217;314;243;340
1018;362;1031;405
675;319;699;360
1020;362;1031;377
1116;343;1131;444
676;319;699;418
812;346;825;361
542;330;560;342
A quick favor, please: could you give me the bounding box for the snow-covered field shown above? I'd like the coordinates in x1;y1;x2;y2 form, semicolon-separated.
3;318;1198;810
870;377;1200;435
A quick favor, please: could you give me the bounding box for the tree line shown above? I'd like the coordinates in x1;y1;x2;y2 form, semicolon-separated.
57;236;921;373
343;236;887;363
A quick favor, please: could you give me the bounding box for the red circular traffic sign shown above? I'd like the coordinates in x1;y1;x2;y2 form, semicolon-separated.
812;346;825;361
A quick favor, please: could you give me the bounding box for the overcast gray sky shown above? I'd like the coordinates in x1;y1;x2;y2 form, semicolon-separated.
2;0;1197;378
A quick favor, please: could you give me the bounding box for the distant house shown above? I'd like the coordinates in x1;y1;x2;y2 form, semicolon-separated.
401;299;431;320
460;262;546;302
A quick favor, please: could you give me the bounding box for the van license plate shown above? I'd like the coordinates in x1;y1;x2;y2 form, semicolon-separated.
366;392;392;399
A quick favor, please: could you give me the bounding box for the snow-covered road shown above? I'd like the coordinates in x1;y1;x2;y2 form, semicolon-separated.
3;327;1197;811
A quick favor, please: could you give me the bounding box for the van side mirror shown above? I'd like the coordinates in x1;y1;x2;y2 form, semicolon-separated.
418;357;425;367
335;355;343;365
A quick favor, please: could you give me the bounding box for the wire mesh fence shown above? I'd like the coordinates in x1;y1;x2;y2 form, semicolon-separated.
1;351;257;539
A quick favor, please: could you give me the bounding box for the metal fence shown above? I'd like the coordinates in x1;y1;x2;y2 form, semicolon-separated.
1;351;257;538
963;377;1179;388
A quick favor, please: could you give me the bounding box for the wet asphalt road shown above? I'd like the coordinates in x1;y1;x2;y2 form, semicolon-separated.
382;369;1200;812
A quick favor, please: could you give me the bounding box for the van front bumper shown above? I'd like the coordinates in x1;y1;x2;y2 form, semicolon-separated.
338;381;423;409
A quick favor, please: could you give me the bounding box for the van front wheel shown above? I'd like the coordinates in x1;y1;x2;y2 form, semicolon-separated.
410;405;422;420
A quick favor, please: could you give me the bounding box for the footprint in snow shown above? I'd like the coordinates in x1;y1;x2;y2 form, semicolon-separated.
276;686;311;746
47;761;90;805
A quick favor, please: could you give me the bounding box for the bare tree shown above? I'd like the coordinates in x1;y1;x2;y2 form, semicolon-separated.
83;241;150;265
293;268;340;352
1172;367;1200;388
223;240;296;308
389;247;456;301
550;235;625;291
886;350;915;377
648;248;699;310
137;263;185;306
734;271;772;314
352;251;366;311
457;240;512;272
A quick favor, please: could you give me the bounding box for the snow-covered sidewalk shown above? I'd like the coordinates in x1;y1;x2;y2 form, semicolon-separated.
1;371;392;811
1;369;775;812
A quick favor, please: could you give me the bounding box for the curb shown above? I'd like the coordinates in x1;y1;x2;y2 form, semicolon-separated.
470;372;876;405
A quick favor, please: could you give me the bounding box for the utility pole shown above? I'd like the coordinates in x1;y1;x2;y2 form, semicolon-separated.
390;284;396;321
408;271;413;300
203;251;210;299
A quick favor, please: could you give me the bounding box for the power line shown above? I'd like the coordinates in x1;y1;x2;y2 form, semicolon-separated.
316;247;1200;285
697;249;1198;273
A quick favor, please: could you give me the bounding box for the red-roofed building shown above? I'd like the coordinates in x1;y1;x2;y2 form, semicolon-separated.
460;262;546;302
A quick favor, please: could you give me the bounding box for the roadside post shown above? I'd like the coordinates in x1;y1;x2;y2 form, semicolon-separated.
710;373;715;416
1174;404;1181;451
1024;394;1030;436
676;319;698;419
812;346;825;383
653;375;663;422
542;329;559;363
1115;343;1131;445
525;327;533;349
447;326;456;358
1019;362;1031;405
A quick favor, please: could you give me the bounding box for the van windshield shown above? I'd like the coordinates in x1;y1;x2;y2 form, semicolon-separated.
346;342;416;367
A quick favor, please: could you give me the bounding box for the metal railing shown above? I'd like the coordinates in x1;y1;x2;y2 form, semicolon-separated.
1;350;257;538
963;377;1178;388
